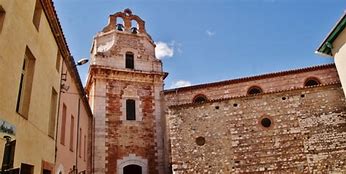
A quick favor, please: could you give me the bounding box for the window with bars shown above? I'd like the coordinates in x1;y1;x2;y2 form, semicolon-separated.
247;86;263;95
304;78;320;87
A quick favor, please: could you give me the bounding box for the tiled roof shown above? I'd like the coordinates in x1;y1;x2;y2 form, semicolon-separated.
164;63;336;94
40;0;92;117
168;81;341;108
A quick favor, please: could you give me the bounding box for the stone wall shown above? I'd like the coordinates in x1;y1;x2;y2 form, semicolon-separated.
90;29;161;72
167;83;346;173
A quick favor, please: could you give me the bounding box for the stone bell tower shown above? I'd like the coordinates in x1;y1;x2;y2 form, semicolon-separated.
86;9;168;174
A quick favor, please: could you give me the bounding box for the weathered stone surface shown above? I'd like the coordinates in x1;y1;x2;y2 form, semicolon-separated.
167;84;346;173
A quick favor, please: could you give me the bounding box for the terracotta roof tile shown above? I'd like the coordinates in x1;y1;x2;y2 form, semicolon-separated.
168;81;341;109
164;63;336;94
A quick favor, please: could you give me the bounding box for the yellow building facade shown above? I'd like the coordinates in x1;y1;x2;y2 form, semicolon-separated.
0;0;91;173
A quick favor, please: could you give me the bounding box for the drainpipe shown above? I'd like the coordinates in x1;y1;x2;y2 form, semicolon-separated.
55;62;65;163
76;98;81;174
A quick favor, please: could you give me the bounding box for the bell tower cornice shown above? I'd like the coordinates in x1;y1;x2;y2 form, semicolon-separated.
86;8;168;95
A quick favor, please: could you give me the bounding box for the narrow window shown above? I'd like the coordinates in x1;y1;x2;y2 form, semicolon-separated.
125;52;134;69
70;115;75;151
84;135;86;161
304;78;320;87
2;139;15;170
79;128;82;157
247;86;263;95
126;99;136;120
192;94;207;104
32;0;42;30
60;104;67;145
0;6;6;33
48;88;58;138
56;51;61;72
16;47;36;119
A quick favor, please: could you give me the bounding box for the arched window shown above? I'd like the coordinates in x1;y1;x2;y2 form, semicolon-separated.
304;77;320;87
247;86;263;95
123;164;142;174
126;99;136;120
125;52;134;69
192;94;208;104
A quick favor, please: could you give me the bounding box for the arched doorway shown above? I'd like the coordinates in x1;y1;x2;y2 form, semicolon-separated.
123;164;142;174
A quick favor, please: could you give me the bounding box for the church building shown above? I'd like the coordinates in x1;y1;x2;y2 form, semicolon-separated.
86;9;346;174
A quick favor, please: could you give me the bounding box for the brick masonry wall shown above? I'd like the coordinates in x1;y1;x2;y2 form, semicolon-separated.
88;71;166;174
164;65;339;106
86;11;168;173
167;84;346;173
105;79;159;174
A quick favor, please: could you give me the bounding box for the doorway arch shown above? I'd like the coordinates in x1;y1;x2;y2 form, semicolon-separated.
123;164;142;174
117;154;148;174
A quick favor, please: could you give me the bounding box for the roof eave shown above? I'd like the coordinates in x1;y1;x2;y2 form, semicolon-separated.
314;51;333;58
316;11;346;56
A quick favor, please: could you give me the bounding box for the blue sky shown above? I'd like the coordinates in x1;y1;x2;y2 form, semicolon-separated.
54;0;345;89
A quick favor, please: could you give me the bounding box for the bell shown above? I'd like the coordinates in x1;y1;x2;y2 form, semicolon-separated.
131;27;138;34
116;24;124;31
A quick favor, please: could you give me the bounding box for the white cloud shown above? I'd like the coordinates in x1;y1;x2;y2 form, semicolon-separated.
170;80;192;88
155;41;174;59
206;30;215;37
